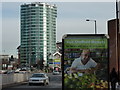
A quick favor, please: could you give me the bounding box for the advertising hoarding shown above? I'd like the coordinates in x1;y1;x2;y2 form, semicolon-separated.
63;34;109;89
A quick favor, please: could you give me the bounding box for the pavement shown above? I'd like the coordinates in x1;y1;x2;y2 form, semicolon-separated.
3;81;120;90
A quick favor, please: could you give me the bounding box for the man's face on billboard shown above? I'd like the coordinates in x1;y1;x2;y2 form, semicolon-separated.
81;50;90;62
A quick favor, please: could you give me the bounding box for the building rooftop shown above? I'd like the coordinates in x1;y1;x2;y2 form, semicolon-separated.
21;2;56;7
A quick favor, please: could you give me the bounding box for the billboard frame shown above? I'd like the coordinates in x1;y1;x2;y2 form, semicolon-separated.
62;34;110;89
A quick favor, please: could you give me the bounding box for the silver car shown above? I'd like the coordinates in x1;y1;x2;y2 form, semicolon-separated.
29;73;49;85
52;70;60;75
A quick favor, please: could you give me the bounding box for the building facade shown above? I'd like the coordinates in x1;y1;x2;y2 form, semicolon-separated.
20;2;57;66
108;19;120;72
0;55;9;70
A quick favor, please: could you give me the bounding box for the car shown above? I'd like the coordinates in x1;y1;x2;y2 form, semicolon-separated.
6;70;15;74
29;73;49;86
15;68;30;73
0;70;7;74
52;70;60;75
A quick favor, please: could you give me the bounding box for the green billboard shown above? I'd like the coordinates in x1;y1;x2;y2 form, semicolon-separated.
63;34;109;89
64;38;107;49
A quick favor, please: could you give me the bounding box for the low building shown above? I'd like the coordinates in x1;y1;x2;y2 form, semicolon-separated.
56;42;62;53
17;46;21;65
0;55;19;70
53;51;62;71
0;55;9;70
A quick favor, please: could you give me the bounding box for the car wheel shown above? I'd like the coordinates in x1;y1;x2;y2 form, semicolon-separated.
47;81;49;85
43;81;46;86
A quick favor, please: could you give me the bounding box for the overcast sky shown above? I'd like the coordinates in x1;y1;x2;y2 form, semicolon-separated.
1;2;116;57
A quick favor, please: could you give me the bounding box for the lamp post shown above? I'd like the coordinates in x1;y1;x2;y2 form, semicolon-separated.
86;19;97;34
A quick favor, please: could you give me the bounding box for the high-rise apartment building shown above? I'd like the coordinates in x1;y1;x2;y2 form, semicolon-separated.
20;2;57;66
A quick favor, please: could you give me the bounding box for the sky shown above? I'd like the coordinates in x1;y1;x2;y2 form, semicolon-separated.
1;1;116;57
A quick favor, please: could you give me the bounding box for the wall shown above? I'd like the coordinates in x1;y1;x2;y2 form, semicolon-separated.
108;19;120;72
2;73;31;87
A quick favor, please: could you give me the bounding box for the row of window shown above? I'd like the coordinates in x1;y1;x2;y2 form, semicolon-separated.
21;22;44;25
21;29;56;32
21;31;44;34
21;26;56;30
21;8;56;12
21;27;56;30
21;41;56;45
21;37;56;43
21;16;56;19
21;19;56;22
21;22;56;26
20;51;44;53
21;18;56;21
21;19;43;22
21;36;44;39
21;33;44;36
21;13;57;17
22;41;43;44
20;47;55;51
20;52;44;54
21;37;44;40
21;44;44;46
20;49;55;54
21;15;43;18
21;26;43;28
21;43;44;46
21;10;56;14
21;26;44;28
21;32;56;35
20;46;43;49
21;11;57;15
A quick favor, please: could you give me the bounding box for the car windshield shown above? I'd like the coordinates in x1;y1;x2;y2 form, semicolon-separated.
32;74;45;78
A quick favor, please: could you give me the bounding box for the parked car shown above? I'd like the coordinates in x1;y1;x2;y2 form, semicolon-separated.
0;70;7;74
29;73;49;86
52;70;60;75
14;68;21;73
15;68;30;73
6;70;15;74
0;70;14;74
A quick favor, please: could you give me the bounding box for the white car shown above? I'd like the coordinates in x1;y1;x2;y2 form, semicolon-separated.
29;73;49;85
52;70;60;75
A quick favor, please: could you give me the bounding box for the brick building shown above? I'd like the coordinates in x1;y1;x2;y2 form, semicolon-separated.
108;19;120;72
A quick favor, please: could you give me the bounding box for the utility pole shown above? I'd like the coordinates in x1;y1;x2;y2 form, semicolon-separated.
116;0;119;82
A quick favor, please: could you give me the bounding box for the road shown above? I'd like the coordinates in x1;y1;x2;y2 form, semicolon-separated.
2;73;62;90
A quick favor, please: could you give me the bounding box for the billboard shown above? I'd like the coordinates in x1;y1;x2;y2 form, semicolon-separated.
63;34;109;89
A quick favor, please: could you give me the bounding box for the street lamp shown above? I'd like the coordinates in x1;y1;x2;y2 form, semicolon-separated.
86;19;97;34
